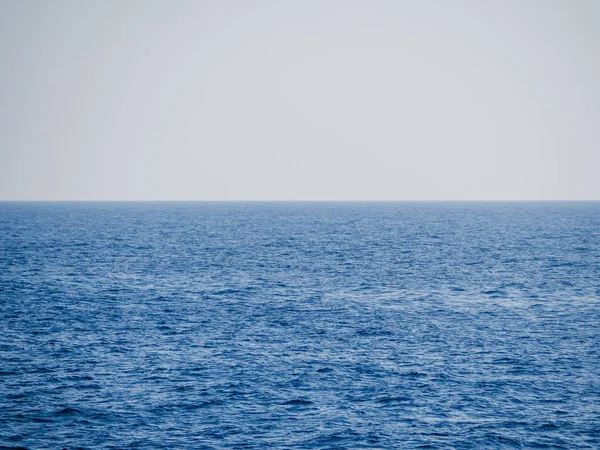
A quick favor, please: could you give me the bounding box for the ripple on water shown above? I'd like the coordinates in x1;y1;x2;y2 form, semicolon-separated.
1;202;599;448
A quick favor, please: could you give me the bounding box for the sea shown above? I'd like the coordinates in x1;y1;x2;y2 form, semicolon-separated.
1;201;599;449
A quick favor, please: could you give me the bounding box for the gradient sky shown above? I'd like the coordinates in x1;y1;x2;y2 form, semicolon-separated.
1;0;599;200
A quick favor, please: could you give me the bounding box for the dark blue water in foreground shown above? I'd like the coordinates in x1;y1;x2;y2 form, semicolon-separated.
1;202;599;449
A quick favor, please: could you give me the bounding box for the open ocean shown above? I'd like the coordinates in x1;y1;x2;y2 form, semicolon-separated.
1;201;599;449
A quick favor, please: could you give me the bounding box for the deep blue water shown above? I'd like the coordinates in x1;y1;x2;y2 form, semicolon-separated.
1;202;599;449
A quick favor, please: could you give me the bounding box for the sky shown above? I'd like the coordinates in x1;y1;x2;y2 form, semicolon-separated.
1;0;599;201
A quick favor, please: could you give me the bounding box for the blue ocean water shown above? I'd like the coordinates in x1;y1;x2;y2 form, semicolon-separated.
1;202;599;449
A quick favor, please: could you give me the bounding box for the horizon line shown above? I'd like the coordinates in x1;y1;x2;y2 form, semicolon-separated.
1;199;600;203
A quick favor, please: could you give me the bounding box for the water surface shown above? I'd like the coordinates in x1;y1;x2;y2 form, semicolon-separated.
1;202;599;448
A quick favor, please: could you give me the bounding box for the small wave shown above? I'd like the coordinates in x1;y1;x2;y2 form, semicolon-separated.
185;400;223;409
213;287;255;296
6;393;26;399
450;287;466;292
56;407;82;415
402;370;428;378
539;422;560;430
376;395;412;404
481;289;507;297
31;417;53;423
281;399;313;406
481;432;523;447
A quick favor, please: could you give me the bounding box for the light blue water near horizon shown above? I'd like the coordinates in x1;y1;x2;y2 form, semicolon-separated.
1;202;599;449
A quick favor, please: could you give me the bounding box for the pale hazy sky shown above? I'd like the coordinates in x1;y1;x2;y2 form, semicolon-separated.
1;0;598;200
